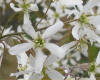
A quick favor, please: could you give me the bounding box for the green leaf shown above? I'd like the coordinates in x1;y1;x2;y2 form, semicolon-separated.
88;44;99;62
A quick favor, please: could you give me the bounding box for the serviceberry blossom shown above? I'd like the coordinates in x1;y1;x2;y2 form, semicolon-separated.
10;0;38;12
1;0;100;80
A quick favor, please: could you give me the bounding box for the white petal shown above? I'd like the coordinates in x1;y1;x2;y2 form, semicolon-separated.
29;54;35;67
22;21;37;39
89;15;100;26
72;51;81;61
45;43;65;59
70;59;77;65
61;0;83;6
10;3;22;12
46;69;64;80
44;54;59;66
29;73;43;80
24;13;31;24
61;41;77;52
29;4;39;11
81;43;88;57
84;27;100;43
96;67;100;73
9;43;33;55
72;25;80;40
84;0;100;12
17;52;28;66
90;73;96;80
96;51;100;65
42;20;64;39
34;49;47;73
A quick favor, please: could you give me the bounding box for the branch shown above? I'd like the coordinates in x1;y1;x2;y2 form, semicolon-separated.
0;32;25;40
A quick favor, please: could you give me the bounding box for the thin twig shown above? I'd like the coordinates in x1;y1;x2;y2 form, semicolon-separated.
1;13;18;36
0;32;25;40
35;0;52;28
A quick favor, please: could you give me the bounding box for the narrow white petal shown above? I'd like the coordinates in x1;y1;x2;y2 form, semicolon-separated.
22;20;37;39
61;0;83;6
9;43;33;55
42;20;64;39
10;3;22;12
24;13;31;24
72;25;80;40
17;52;28;66
29;54;35;67
96;51;100;65
34;49;47;73
90;73;96;80
29;73;43;80
61;41;77;52
45;43;65;59
89;15;100;26
46;69;64;80
84;27;100;43
29;4;39;11
44;54;59;66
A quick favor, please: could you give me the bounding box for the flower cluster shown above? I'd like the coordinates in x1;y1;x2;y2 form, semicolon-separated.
0;0;100;80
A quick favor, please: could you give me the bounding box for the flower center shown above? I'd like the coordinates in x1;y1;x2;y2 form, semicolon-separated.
34;37;45;48
61;5;66;10
53;12;60;19
79;14;89;25
18;64;27;71
20;3;30;12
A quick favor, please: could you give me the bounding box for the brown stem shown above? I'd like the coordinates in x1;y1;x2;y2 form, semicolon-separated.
0;32;25;40
35;0;52;28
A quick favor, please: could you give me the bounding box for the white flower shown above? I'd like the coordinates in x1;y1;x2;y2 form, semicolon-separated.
29;54;64;80
10;0;38;12
71;0;100;44
61;40;88;65
52;0;83;8
71;5;100;44
9;19;65;74
46;68;64;80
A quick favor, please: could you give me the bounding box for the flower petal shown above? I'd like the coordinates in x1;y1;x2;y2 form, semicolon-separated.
96;51;100;65
9;43;33;55
46;69;64;80
23;13;31;24
23;14;37;39
61;41;77;52
84;27;100;43
44;54;59;66
34;49;47;73
89;16;100;26
17;52;28;66
29;4;39;11
90;73;96;80
10;3;22;12
29;73;43;80
45;43;65;59
72;25;80;40
42;20;64;39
